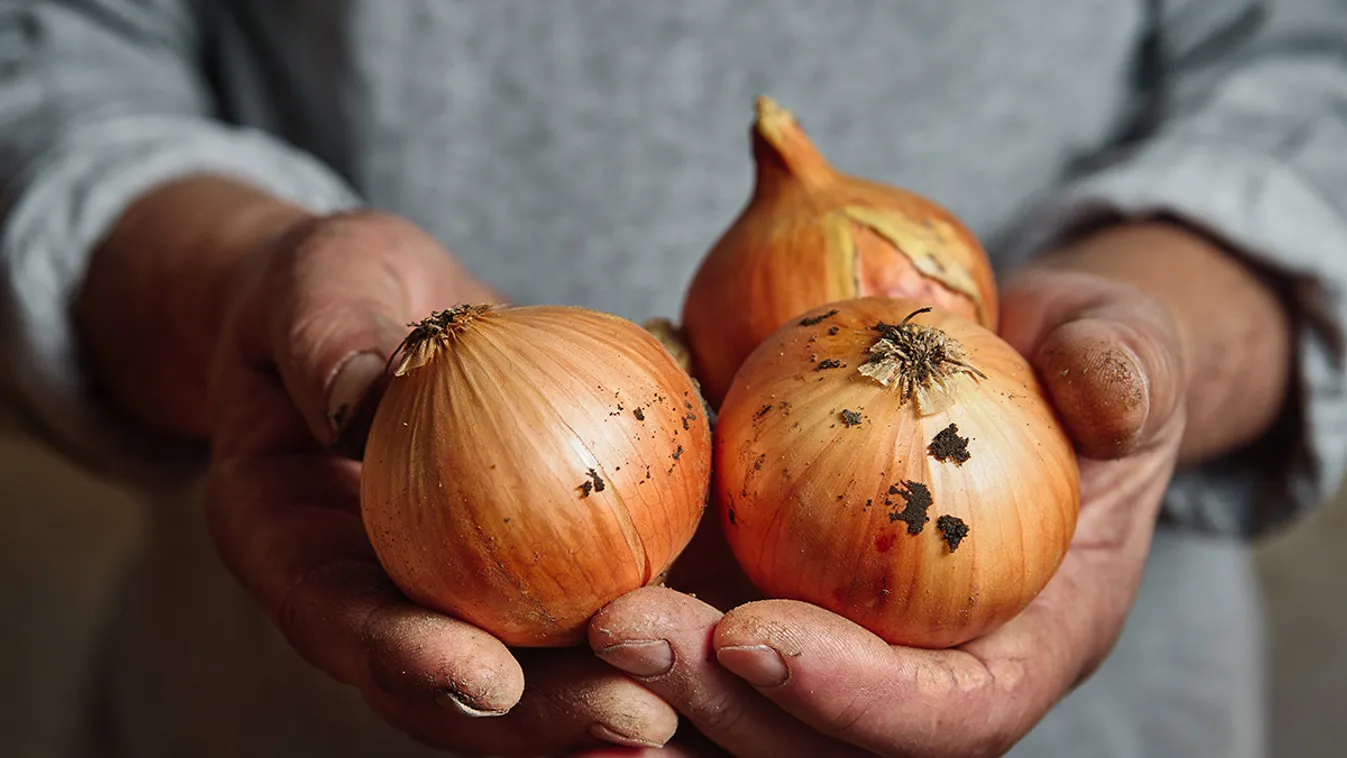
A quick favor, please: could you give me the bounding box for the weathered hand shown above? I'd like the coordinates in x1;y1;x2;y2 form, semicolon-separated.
204;211;681;755
576;265;1187;758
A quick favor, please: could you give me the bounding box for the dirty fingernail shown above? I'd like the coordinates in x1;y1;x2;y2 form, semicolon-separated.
717;644;789;688
589;722;667;749
327;350;386;438
435;688;510;717
594;639;674;678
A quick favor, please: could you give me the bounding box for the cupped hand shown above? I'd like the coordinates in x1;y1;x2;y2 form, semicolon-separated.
576;265;1188;757
204;211;680;755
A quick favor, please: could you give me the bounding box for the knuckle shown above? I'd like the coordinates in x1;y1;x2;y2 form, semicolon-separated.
825;691;880;736
687;690;749;735
272;561;392;688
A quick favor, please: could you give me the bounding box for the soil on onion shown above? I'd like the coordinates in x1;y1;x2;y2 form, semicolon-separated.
936;515;969;551
928;423;971;464
633;407;646;421
577;468;606;498
815;358;843;371
681;401;698;430
888;480;933;535
799;309;839;326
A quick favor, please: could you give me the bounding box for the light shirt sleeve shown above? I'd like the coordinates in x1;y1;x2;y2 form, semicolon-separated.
0;1;363;486
998;0;1347;536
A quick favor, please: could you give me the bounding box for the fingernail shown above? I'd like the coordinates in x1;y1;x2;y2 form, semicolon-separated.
435;688;510;717
326;350;386;437
589;722;667;749
717;644;789;688
594;639;674;678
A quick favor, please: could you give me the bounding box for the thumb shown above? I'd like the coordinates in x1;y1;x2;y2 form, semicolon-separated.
998;269;1185;460
241;213;480;455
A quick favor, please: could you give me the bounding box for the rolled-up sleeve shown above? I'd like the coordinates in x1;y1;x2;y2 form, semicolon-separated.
0;1;362;484
999;0;1347;537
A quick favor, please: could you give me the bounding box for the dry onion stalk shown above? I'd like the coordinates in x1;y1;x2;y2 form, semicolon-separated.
360;304;712;647
713;298;1079;648
682;96;999;407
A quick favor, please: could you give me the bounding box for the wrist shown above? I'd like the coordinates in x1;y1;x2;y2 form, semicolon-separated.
77;175;318;439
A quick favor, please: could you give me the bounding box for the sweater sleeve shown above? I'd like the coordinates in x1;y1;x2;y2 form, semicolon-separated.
997;0;1347;537
0;1;363;486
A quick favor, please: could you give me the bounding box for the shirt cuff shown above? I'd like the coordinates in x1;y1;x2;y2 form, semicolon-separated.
996;136;1347;537
1;115;364;488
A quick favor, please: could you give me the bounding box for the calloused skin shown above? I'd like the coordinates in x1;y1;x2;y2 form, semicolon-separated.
78;174;1291;757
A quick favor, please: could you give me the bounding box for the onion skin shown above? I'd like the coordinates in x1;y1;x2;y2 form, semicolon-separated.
361;305;712;647
714;298;1079;649
682;96;999;407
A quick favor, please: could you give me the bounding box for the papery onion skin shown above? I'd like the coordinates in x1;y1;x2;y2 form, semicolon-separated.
682;96;999;407
360;304;712;648
714;298;1079;649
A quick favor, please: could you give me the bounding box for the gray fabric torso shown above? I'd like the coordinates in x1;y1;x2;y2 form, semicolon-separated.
204;0;1166;320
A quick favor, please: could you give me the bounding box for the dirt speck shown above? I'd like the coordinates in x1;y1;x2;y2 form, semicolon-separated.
799;309;839;326
937;515;969;552
928;423;971;464
577;468;606;498
888;481;933;535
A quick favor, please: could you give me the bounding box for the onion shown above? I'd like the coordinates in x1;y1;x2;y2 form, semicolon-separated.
682;96;999;407
714;298;1079;648
360;304;712;647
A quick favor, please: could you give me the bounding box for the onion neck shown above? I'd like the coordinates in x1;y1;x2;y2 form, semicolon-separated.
393;304;493;376
858;308;986;411
751;96;835;193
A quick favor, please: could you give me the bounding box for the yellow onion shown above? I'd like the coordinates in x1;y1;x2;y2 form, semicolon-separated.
714;298;1079;648
682;96;999;407
360;304;712;647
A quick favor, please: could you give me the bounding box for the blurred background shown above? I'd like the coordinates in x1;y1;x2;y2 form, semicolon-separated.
2;421;1343;757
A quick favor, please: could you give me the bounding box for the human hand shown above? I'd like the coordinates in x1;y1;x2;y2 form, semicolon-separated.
576;264;1187;757
204;211;681;755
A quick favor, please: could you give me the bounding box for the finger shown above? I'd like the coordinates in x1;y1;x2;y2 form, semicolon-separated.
590;587;862;758
236;211;492;451
204;448;527;714
712;598;1042;757
366;650;679;755
998;269;1184;459
206;366;525;713
567;742;725;758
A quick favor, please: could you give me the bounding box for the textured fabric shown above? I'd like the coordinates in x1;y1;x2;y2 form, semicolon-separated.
0;1;1342;756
